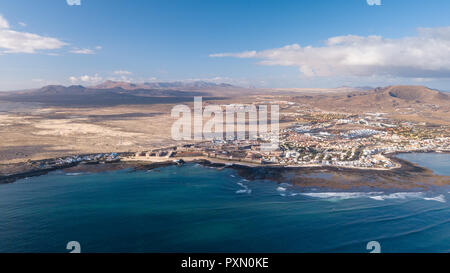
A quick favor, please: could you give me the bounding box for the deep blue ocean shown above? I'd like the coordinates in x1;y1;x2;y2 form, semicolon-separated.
0;153;449;253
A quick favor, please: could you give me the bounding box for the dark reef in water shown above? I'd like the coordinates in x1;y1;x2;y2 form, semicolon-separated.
188;157;449;190
1;155;449;190
220;157;449;190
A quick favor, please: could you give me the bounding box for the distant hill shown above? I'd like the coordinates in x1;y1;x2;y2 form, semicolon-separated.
1;83;447;111
382;85;449;102
93;80;235;90
0;84;213;106
0;80;248;106
291;85;450;117
93;81;138;90
340;85;448;104
6;84;208;96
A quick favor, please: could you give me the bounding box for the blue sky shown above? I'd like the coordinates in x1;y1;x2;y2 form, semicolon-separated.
1;0;450;90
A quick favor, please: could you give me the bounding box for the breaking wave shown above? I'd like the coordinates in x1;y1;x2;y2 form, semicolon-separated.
300;192;447;203
423;195;446;203
236;182;252;194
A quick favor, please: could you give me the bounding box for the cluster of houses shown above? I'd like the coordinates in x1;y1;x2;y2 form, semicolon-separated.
343;129;384;139
29;153;120;170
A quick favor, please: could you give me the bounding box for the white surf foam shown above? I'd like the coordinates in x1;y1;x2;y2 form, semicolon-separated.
368;192;424;201
236;182;251;194
301;192;383;200
301;192;447;203
423;195;446;203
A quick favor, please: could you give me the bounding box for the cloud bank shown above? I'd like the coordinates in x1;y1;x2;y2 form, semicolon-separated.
0;15;66;54
69;71;134;85
69;74;103;85
210;27;450;79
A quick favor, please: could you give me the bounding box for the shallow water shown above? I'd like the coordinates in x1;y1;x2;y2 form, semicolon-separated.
0;155;449;253
396;152;450;176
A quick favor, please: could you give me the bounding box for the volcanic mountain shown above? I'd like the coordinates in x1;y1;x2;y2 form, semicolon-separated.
381;85;449;102
1;82;448;112
348;85;448;106
0;84;211;106
286;85;450;125
296;85;449;110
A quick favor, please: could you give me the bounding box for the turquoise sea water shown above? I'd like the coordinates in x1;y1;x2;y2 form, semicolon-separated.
0;153;449;253
396;152;450;176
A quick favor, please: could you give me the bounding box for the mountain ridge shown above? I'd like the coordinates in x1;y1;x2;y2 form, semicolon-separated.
92;80;236;90
0;83;447;109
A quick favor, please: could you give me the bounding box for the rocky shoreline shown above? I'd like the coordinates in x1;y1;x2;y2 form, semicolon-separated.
0;151;449;190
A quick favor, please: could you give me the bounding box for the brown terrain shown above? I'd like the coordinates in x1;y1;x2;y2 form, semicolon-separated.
0;82;448;182
276;85;450;125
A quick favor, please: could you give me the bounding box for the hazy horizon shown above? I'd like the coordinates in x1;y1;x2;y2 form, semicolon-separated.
2;80;450;94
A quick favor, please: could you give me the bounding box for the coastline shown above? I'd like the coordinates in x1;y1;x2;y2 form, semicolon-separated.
0;150;448;190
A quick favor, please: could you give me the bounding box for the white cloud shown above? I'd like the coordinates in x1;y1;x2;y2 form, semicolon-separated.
210;27;450;79
0;15;10;28
18;22;26;27
70;71;137;85
69;46;102;55
0;15;67;54
67;0;81;6
209;51;257;58
69;48;95;54
107;76;133;83
113;70;132;75
367;0;381;6
146;77;158;82
69;74;103;85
